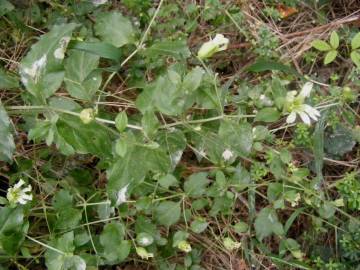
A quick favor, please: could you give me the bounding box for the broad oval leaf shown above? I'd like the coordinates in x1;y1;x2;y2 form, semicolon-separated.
255;107;280;123
324;50;337;65
329;31;339;49
311;40;331;51
351;32;360;50
94;12;135;48
20;23;78;100
154;201;181;227
64;50;101;100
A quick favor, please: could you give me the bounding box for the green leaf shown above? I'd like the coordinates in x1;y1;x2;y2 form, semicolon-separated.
184;172;209;197
311;40;332;51
350;51;360;68
324;50;337;65
141;111;159;137
0;0;14;16
69;41;122;61
94;12;135;47
154;201;181;227
20;23;78;100
107;142;170;204
45;231;86;270
137;69;200;116
0;69;18;89
64;50;101;100
254;207;284;241
233;221;249;234
313;118;325;187
145;39;191;59
351;32;360;50
159;174;179;189
115;112;128;132
0;207;26;255
100;222;130;263
52;190;73;211
0;104;15;163
190;218;208;234
115;138;128;157
246;59;300;76
156;129;186;169
56;115;113;158
153;72;184;115
329;31;339;49
218;121;253;156
182;67;205;93
49;97;81;111
255;107;280;122
324;125;356;156
55;208;82;230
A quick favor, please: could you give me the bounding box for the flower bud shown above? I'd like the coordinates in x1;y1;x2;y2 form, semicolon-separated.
136;247;154;260
80;108;95;124
198;34;229;60
177;240;192;253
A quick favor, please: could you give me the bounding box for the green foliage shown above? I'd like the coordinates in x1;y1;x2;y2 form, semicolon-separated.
94;11;136;47
0;104;15;163
312;31;339;64
0;1;359;270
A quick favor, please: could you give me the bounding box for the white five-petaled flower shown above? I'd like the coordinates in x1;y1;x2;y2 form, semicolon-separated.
222;149;233;161
92;0;108;6
116;184;129;206
197;34;229;60
6;179;33;205
285;82;320;126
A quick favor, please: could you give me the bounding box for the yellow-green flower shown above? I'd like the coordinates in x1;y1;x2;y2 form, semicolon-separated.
177;240;192;253
136;247;154;260
198;34;229;60
223;237;241;251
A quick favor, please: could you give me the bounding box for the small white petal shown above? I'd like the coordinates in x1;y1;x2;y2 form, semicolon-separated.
302;104;320;121
286;111;297;124
299;82;313;99
18;198;27;205
298;111;311;125
212;34;229;51
14;179;25;189
22;185;32;192
21;194;33;201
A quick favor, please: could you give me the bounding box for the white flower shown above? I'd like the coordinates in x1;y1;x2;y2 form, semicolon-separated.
198;34;229;59
116;184;129;206
222;149;233;161
285;82;320;125
6;179;33;205
54;36;71;59
92;0;108;6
